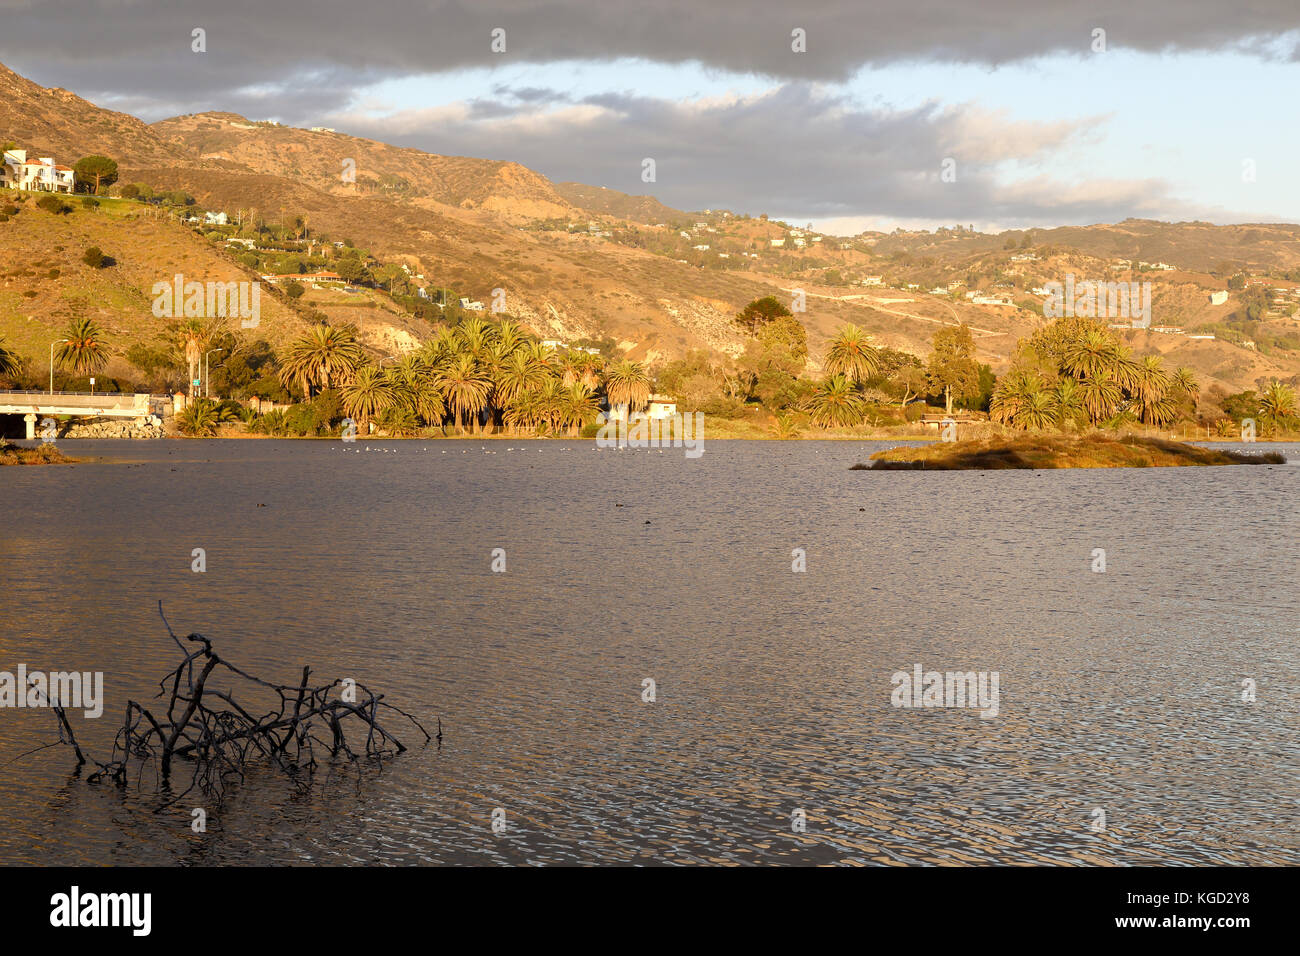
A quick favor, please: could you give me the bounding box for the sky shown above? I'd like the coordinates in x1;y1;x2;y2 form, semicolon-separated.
3;0;1300;234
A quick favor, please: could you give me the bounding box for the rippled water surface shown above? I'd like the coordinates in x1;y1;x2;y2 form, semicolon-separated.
1;438;1296;865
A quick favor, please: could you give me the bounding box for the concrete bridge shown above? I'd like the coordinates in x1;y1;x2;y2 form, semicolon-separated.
0;390;161;438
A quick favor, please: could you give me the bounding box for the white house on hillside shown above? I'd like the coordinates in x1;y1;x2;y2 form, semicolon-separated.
1;149;75;193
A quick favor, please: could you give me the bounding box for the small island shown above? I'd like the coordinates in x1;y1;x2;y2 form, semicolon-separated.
0;441;76;465
855;435;1287;470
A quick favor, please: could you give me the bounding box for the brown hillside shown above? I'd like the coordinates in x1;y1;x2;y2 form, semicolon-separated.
150;112;576;221
0;62;188;167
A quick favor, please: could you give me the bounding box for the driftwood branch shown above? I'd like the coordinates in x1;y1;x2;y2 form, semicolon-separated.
42;602;433;800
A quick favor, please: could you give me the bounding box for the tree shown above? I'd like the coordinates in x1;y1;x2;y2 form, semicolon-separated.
734;295;792;335
82;246;107;268
602;359;651;419
1259;380;1297;432
73;155;119;195
803;374;864;428
277;323;364;398
56;317;109;377
336;256;370;285
926;323;980;415
436;353;492;434
824;324;880;384
0;334;23;379
341;364;396;436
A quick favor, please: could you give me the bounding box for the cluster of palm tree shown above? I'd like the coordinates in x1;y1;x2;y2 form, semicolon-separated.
992;325;1198;429
275;317;651;436
802;324;882;427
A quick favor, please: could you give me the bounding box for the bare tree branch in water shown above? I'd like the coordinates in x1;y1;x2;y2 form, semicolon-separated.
38;602;434;804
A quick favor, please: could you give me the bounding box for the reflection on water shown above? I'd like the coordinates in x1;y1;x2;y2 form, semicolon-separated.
0;438;1296;865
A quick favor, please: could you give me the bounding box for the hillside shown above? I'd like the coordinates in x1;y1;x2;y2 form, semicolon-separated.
554;182;691;225
1;58;1299;397
151;112;577;221
0;193;309;379
0;62;186;167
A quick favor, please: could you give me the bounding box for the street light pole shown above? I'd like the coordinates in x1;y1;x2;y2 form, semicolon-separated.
204;348;225;399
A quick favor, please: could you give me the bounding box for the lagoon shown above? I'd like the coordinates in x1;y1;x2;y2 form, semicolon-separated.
0;439;1296;864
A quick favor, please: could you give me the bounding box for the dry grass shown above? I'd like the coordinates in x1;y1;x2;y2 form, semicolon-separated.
857;433;1287;470
0;441;75;465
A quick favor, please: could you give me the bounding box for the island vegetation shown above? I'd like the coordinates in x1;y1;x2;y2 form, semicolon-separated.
0;441;74;465
858;434;1287;470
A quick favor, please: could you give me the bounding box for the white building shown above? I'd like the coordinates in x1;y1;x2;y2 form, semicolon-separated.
1209;290;1229;305
1;149;75;193
204;211;229;226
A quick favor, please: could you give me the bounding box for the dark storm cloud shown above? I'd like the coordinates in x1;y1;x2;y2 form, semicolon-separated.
2;0;1299;117
333;83;1209;226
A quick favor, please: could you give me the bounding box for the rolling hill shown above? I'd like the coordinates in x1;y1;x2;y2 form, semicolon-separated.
2;58;1299;398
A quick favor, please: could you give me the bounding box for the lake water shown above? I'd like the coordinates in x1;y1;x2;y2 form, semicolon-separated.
1;438;1297;865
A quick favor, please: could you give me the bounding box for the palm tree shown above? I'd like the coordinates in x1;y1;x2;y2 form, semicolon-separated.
56;317;110;377
603;359;651;420
455;316;494;359
1079;372;1123;425
1054;377;1086;430
1171;366;1200;418
1062;326;1120;382
1017;388;1058;430
278;323;363;398
772;413;801;439
177;398;238;437
1132;355;1171;424
341;364;397;436
436;353;492;434
494;351;548;429
535;377;565;434
166;318;220;398
803;374;864;428
561;382;599;436
990;369;1040;426
495;318;526;355
0;334;22;379
388;354;445;428
824;324;880;384
1259;380;1297;432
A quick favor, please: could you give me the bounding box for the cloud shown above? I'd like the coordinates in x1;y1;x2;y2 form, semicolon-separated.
2;0;1300;107
329;83;1207;227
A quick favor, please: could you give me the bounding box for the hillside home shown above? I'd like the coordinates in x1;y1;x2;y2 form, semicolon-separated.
861;276;884;286
459;297;484;311
770;238;785;247
1;149;74;193
203;211;229;225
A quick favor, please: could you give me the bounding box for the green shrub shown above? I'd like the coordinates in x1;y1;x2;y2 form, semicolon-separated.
36;195;71;214
82;246;106;268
